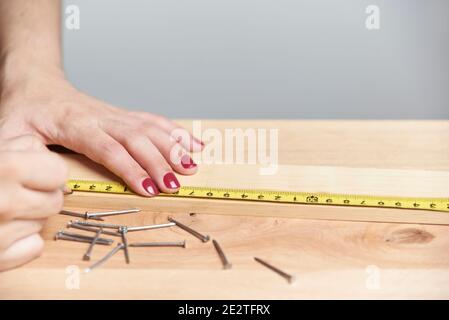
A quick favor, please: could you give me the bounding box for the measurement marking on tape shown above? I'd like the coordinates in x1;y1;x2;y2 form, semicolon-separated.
67;180;449;213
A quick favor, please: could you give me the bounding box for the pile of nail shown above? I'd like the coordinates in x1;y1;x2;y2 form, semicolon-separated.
57;209;231;273
57;209;295;283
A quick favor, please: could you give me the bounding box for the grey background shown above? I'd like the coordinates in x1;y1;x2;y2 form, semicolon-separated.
62;0;449;119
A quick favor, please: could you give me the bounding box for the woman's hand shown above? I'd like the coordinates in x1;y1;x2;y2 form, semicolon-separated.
0;135;67;272
0;67;203;196
0;0;202;197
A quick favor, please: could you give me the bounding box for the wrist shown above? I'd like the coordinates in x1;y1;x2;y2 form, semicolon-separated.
0;50;65;94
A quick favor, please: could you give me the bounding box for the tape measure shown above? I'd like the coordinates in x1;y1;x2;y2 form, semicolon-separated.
67;179;449;213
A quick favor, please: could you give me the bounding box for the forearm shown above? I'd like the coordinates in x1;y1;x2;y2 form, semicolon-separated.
0;0;63;90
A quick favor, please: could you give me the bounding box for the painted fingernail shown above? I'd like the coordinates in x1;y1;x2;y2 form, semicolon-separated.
142;178;159;195
163;172;180;189
181;155;197;169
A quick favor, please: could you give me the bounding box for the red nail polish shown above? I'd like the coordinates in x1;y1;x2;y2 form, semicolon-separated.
142;178;159;195
163;172;180;189
181;154;197;169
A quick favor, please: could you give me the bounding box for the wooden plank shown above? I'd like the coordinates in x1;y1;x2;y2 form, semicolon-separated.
66;155;449;198
1;120;448;299
1;211;449;299
62;126;449;224
177;120;449;170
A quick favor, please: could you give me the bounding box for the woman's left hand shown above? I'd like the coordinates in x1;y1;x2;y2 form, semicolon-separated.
0;68;203;196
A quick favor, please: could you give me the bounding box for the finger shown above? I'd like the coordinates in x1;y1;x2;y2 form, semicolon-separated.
0;151;68;191
66;131;159;197
0;134;47;152
108;129;181;193
129;112;204;152
0;219;45;251
0;183;63;220
0;234;44;272
145;127;198;175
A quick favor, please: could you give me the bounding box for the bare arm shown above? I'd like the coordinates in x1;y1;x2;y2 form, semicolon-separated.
0;0;203;196
0;0;63;89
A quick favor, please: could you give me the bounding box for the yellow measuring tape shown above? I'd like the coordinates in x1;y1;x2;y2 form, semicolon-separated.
67;179;449;213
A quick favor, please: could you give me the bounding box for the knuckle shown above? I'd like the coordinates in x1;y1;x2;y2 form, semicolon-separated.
135;122;150;134
124;132;147;149
112;157;143;180
119;165;141;182
151;155;172;172
169;128;189;144
128;111;147;119
152;114;167;124
143;126;161;137
98;140;121;158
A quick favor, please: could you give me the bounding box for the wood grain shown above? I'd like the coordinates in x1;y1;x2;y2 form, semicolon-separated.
1;210;449;299
1;120;448;299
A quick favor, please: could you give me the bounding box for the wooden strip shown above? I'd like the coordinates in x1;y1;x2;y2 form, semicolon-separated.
63;154;449;224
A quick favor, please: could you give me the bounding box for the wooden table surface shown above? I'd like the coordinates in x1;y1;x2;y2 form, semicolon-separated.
1;120;448;299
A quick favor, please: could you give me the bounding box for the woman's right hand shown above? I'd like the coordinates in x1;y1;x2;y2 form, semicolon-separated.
0;135;67;272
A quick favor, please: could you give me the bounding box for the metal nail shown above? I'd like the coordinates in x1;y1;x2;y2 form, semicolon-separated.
85;243;124;273
54;232;112;245
60;210;104;221
72;220;123;230
254;257;295;284
119;227;130;264
83;228;103;261
127;222;175;232
85;208;140;219
167;217;210;243
57;230;113;244
67;222;121;237
58;230;92;240
212;239;232;269
129;241;186;248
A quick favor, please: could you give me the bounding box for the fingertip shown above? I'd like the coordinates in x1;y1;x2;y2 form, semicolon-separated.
28;234;45;256
174;154;198;175
155;172;180;194
0;234;44;272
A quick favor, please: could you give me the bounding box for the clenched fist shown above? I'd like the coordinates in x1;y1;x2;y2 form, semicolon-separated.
0;135;67;272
